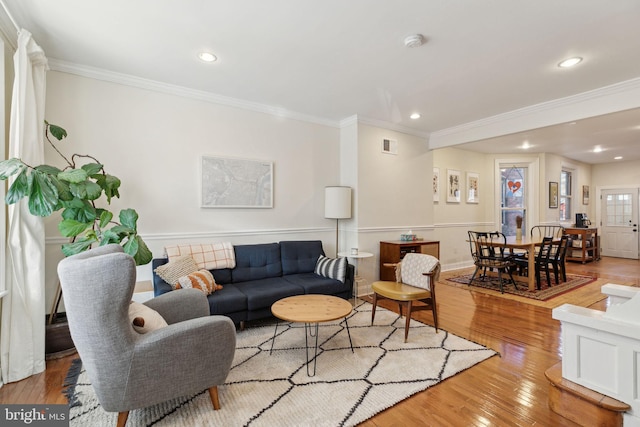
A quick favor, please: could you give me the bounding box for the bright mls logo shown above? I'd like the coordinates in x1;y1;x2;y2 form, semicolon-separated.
1;405;68;426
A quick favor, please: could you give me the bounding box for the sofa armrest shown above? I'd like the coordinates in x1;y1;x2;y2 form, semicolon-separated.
345;262;355;286
144;289;210;324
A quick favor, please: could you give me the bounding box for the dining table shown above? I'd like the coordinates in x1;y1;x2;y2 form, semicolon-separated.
482;235;561;291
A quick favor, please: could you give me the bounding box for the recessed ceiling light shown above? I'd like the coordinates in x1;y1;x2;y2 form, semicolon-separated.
410;113;421;119
198;52;217;62
521;141;531;149
558;57;582;68
614;156;623;160
593;145;603;153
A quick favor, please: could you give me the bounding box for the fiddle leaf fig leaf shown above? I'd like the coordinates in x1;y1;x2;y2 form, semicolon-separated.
61;199;96;223
81;163;103;176
58;168;88;184
99;229;121;245
48;124;67;141
123;236;139;258
5;168;29;204
99;210;113;228
108;224;134;236
69;180;102;200
132;235;152;265
35;164;62;175
119;208;138;230
0;158;26;179
96;174;121;203
61;237;96;257
59;219;92;237
50;176;74;202
28;170;59;217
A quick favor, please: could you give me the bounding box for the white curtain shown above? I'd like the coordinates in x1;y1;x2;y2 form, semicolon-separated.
1;30;48;383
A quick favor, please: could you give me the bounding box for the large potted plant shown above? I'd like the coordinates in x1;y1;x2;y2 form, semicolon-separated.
0;121;152;356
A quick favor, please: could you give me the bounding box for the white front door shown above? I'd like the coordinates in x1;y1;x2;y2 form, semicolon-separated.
600;188;639;259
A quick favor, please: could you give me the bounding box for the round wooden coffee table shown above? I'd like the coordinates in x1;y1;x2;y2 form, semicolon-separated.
270;294;354;376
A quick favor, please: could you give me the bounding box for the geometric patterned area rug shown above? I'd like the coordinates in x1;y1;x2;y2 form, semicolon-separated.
446;273;597;301
64;301;497;426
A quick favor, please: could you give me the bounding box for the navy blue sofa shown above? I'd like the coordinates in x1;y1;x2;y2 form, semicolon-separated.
152;240;354;325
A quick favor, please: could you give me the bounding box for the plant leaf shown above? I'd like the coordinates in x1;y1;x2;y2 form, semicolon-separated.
48;124;67;141
119;208;138;230
99;210;113;228
50;176;74;201
61;237;96;257
58;168;88;184
69;180;102;200
5;168;29;204
0;158;26;180
122;236;139;258
81;163;103;176
61;198;96;223
99;229;121;246
96;174;121;203
58;219;92;237
35;164;63;175
133;235;152;265
28;170;59;217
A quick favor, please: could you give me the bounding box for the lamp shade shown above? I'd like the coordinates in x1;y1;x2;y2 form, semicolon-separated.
324;186;352;219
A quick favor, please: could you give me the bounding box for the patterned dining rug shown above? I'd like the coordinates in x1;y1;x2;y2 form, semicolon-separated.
63;301;497;427
446;272;597;302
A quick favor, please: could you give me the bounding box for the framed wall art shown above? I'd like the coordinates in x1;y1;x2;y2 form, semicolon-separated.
549;181;559;209
583;185;590;205
201;155;273;208
447;169;461;203
433;167;440;202
466;172;479;203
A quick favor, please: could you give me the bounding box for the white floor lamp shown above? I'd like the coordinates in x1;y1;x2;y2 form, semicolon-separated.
325;186;352;257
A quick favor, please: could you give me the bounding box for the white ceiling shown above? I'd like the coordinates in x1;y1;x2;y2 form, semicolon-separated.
3;0;640;164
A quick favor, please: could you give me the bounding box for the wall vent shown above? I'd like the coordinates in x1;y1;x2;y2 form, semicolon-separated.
381;138;398;155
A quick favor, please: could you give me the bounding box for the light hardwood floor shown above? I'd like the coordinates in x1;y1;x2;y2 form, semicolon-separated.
1;256;638;426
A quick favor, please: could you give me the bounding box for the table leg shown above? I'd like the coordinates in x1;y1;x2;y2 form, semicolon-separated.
527;243;535;291
305;322;319;377
269;319;280;355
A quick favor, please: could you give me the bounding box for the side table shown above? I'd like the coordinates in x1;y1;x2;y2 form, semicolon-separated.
338;251;374;298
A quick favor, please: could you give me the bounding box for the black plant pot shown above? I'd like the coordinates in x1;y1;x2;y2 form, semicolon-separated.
45;314;76;360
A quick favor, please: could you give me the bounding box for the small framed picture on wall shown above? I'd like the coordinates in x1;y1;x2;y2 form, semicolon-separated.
583;185;590;205
549;181;559;208
447;169;461;203
466;172;479;203
433;167;440;202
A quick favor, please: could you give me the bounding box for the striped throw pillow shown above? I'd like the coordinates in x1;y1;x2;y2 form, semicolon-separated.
176;269;217;295
314;255;347;283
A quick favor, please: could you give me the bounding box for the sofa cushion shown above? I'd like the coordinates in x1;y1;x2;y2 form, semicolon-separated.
235;278;304;311
314;255;347;283
154;255;198;285
282;273;351;295
210;268;233;285
206;284;247;315
176;270;217;295
280;240;325;275
231;243;282;282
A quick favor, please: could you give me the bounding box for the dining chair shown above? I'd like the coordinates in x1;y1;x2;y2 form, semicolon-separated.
549;235;569;284
530;225;565;239
513;236;554;289
467;231;518;293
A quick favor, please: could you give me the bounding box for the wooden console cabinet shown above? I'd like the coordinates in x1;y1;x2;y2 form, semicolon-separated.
379;240;440;281
565;227;598;264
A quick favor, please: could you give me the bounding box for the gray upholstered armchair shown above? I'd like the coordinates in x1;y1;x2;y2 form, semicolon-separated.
58;244;236;427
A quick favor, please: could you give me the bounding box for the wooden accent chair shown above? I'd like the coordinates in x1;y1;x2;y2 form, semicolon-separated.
370;253;440;342
58;244;237;427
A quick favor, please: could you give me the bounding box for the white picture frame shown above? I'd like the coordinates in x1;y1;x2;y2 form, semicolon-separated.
447;169;461;203
201;155;273;208
466;172;479;203
433;167;440;202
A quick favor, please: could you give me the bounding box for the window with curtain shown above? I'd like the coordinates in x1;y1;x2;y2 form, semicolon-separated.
500;166;527;236
560;169;572;221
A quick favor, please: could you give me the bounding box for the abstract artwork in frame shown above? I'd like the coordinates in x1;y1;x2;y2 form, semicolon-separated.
447;169;461;203
433;167;440;202
201;156;273;208
466;172;479;203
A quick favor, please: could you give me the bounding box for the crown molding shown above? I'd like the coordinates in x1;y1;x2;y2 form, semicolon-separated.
0;2;18;49
429;76;640;149
48;58;342;129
